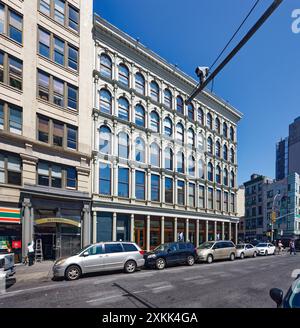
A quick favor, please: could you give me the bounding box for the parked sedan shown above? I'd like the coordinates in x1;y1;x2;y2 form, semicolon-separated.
53;242;145;280
144;242;196;270
236;243;258;259
256;242;276;256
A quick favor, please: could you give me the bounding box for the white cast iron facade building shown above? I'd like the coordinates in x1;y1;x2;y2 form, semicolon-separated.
91;15;243;251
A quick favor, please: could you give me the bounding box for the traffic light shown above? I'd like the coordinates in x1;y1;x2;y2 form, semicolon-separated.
271;211;276;224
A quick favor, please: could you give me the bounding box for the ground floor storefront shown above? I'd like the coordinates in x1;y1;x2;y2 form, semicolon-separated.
92;205;239;251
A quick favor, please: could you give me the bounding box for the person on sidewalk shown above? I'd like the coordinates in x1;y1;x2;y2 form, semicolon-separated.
289;239;296;256
27;241;35;266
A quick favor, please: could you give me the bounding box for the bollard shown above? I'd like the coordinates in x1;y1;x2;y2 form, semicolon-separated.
0;271;6;295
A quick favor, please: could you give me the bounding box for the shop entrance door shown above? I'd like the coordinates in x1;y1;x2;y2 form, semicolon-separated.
135;228;145;250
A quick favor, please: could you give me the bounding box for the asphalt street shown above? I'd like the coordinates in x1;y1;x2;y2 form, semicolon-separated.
0;253;299;308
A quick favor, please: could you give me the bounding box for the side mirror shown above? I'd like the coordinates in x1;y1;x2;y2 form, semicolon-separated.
269;288;283;307
83;251;89;257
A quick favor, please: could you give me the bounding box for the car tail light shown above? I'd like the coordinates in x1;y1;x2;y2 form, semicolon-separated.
139;250;145;255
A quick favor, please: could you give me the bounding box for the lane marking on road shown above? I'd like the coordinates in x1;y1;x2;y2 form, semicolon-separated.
152;285;174;294
183;275;205;281
144;281;169;288
0;283;66;298
191;278;215;285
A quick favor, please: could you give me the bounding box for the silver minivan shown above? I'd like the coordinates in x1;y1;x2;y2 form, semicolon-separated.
196;240;237;263
53;242;145;280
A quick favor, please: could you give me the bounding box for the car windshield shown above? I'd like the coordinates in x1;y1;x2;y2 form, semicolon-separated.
154;244;169;252
283;278;300;308
198;242;214;249
74;244;92;255
257;243;268;247
236;244;245;249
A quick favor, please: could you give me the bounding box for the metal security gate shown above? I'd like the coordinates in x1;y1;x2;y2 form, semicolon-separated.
60;234;81;258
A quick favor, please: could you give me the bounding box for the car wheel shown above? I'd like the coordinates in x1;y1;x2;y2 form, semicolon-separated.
207;255;213;264
230;253;235;261
265;250;268;256
124;260;137;273
155;258;166;270
186;255;195;266
253;251;257;258
240;252;245;259
65;265;81;281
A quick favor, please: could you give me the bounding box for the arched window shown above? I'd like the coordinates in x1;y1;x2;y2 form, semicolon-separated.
188;155;195;176
163;117;173;137
207;137;213;155
230;148;235;164
187;128;195;147
165;148;173;170
176;96;184;114
135;137;145;162
230;126;235;141
215;141;221;158
150;81;159;102
198;107;204;125
215;117;220;133
188;103;194;120
99;126;111;154
223;144;228;161
207;163;213;182
207;113;212;129
100;54;112;78
216;165;221;184
118;97;129;121
135;104;145;127
199;159;204;179
135;72;145;95
223;122;228;137
118;132;129;159
177;152;184;173
150;111;159;132
164;89;172;108
99;89;112;114
118;63;129;86
230;171;235;188
176;123;184;145
150;143;160;167
223;168;228;186
198;133;204;151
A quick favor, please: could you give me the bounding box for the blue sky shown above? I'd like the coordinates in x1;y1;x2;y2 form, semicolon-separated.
93;0;300;185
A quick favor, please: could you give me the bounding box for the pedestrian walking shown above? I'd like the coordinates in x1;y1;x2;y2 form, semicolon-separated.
289;239;296;256
277;240;283;255
27;240;35;266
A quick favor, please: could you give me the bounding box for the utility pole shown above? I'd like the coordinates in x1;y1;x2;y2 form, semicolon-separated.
186;0;284;105
271;192;281;242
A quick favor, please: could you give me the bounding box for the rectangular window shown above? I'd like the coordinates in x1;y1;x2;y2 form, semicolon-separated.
8;10;22;44
38;28;50;58
67;125;77;149
0;51;3;83
68;45;78;70
199;185;205;208
189;183;195;207
53;78;64;107
54;36;65;65
40;0;50;15
0;153;21;185
51;165;62;188
0;102;4;130
38;116;49;143
224;191;229;212
66;167;76;189
165;177;173;204
151;174;160;202
38;162;49;186
67;85;78;110
136;171;145;200
231;193;235;213
53;121;64;147
216;189;221;211
118;167;129;198
0;3;4;34
38;71;50;101
9;105;22;135
68;5;79;32
54;0;65;25
99;163;111;195
0;153;4;183
9;56;22;90
177;180;185;205
208;187;214;210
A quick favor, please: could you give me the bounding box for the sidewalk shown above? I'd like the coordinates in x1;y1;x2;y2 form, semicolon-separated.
14;261;55;283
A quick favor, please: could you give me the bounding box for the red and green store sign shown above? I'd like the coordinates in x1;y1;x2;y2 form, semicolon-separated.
0;207;21;224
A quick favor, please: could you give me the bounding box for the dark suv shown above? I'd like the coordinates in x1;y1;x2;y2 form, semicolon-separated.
144;242;197;270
